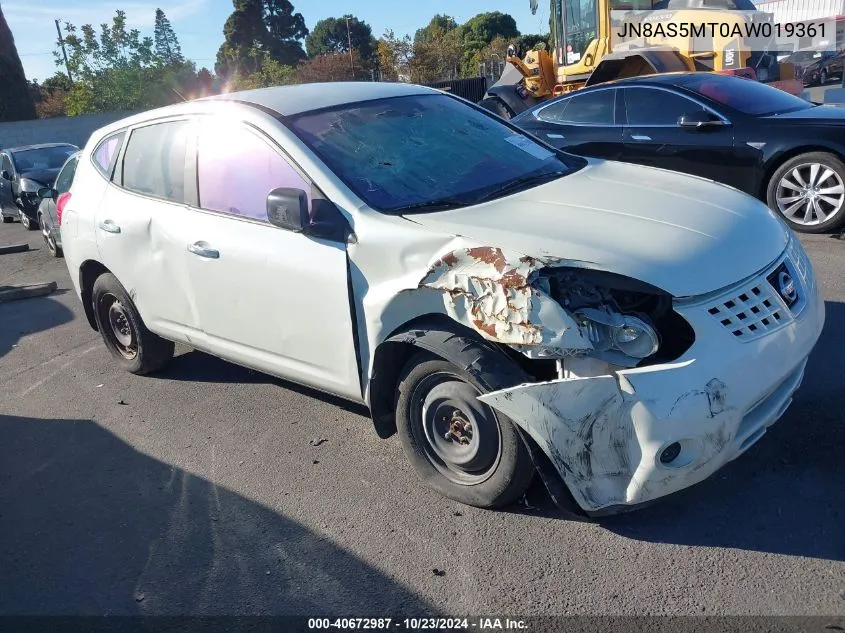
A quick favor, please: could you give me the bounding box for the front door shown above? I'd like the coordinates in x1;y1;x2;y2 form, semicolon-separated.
184;117;361;401
619;86;743;189
95;118;201;342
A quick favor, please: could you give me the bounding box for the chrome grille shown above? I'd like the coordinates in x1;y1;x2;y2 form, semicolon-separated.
706;279;788;341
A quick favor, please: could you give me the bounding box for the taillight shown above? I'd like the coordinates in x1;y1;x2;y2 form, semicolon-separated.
56;192;71;226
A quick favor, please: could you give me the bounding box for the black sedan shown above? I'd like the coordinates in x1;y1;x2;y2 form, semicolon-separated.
511;73;845;233
0;143;79;231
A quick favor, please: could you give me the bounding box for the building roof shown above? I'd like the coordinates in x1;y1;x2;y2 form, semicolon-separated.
203;81;438;117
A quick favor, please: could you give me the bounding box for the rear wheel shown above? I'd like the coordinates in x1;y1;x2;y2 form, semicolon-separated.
38;213;61;257
821;69;829;84
395;346;534;509
91;273;174;375
767;152;845;233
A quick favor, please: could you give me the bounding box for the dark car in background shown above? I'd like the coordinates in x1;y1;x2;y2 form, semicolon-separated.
803;50;845;86
780;47;839;85
34;151;79;257
0;143;79;230
511;72;845;233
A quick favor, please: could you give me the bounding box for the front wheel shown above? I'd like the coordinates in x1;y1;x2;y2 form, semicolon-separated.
395;348;535;509
478;96;514;120
767;152;845;233
91;273;174;375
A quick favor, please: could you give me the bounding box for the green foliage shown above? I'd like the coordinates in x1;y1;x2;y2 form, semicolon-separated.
229;49;297;89
57;9;207;115
377;29;412;81
414;15;460;45
216;0;308;79
154;9;184;66
305;15;375;63
0;5;37;121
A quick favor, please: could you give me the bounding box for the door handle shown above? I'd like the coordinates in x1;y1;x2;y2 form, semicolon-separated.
188;241;219;259
631;135;652;141
98;220;121;234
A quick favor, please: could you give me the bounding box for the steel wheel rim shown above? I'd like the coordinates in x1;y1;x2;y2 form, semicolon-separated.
411;371;502;485
776;162;845;226
40;216;55;253
99;293;138;360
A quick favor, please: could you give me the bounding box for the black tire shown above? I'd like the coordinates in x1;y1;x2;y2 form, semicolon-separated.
478;96;513;120
395;346;534;509
38;213;61;258
821;69;829;85
91;272;174;375
2;216;13;223
766;151;845;233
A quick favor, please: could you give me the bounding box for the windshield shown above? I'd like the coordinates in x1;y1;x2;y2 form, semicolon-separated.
287;94;581;213
11;145;77;172
679;74;813;116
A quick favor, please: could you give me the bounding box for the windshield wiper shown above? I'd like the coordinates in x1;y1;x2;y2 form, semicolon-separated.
392;196;473;213
472;170;568;204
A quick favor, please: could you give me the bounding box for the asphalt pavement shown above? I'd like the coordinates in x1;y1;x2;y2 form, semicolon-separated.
0;219;843;617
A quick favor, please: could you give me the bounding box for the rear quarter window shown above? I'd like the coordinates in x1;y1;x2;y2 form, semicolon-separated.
92;132;126;180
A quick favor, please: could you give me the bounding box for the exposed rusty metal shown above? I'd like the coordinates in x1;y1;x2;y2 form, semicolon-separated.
418;246;591;351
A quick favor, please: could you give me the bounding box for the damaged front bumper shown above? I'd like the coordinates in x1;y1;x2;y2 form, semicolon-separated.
479;241;826;515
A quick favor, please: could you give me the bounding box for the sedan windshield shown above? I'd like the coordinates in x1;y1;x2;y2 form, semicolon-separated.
287;94;582;213
11;145;77;172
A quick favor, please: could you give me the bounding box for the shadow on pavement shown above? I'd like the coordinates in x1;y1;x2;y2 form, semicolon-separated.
0;295;75;360
157;350;370;417
0;414;435;615
597;300;845;561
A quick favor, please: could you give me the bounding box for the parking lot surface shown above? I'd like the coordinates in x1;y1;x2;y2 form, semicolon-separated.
0;221;843;616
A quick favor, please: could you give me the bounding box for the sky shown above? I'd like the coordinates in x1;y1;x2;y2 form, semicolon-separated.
4;0;549;82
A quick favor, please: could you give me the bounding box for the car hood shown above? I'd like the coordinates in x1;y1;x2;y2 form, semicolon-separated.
407;159;790;298
19;168;60;187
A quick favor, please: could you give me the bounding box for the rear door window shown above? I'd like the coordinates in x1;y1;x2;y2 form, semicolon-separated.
122;121;192;204
624;87;706;125
541;89;616;125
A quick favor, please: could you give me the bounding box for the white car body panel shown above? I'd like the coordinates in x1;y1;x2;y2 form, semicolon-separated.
61;91;826;514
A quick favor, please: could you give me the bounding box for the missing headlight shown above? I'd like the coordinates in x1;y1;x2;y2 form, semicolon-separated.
537;268;695;367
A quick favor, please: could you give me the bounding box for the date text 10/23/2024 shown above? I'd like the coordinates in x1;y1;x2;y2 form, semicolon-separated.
307;618;529;630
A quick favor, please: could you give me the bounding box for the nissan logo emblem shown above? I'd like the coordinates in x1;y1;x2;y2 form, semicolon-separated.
778;270;797;303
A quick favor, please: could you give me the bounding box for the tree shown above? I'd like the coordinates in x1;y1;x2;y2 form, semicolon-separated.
459;12;520;76
414;15;459;45
216;0;307;79
0;5;37;121
410;25;463;83
296;50;364;84
376;29;412;81
154;9;184;66
305;15;376;64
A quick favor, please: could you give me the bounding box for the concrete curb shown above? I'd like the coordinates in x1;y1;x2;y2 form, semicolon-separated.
0;243;29;255
0;281;58;303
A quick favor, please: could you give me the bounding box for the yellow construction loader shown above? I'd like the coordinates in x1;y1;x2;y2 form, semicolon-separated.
480;0;805;118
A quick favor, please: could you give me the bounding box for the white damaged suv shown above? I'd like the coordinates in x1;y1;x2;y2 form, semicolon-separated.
60;82;825;516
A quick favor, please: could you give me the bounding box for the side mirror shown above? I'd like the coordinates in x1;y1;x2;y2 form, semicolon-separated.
0;170;10;181
267;187;309;233
37;187;57;199
678;110;729;130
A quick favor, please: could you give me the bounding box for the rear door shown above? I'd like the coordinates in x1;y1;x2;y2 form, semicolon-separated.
94;118;202;342
0;153;15;213
526;88;624;160
620;86;743;188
